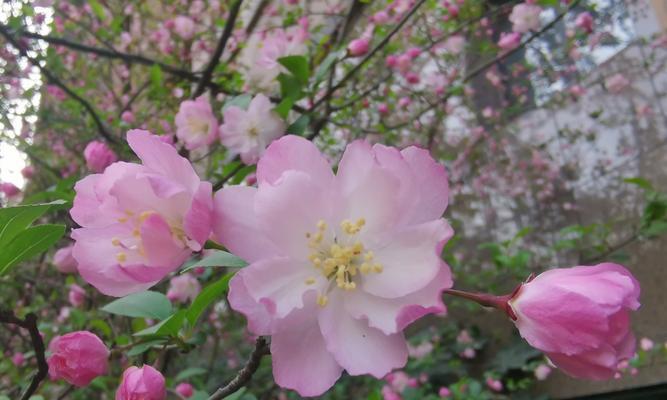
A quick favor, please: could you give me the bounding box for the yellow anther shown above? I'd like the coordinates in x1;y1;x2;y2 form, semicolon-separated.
139;211;153;222
356;218;366;227
111;237;121;246
116;253;127;263
373;263;384;273
360;263;372;274
317;294;328;307
364;251;374;261
125;210;134;216
346;282;356;290
118;217;128;223
313;232;323;242
317;220;327;230
132;229;140;237
305;277;317;285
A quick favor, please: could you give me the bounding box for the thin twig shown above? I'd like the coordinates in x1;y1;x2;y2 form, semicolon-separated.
212;161;244;191
0;311;48;400
193;0;244;97
208;337;269;400
0;25;117;143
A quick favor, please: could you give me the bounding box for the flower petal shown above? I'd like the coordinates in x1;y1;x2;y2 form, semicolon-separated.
257;135;334;187
140;213;191;268
227;270;275;335
183;181;213;249
400;146;449;224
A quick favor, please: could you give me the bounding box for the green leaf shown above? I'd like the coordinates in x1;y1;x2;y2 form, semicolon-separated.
186;272;234;325
150;65;165;96
175;367;207;382
642;221;667;238
89;318;113;338
222;94;252;112
101;291;173;320
314;51;341;83
287;114;310;136
0;224;65;276
490;339;541;372
134;310;186;337
0;200;66;247
189;392;210;400
89;0;106;20
181;250;247;273
278;55;310;85
273;97;295;120
126;339;168;356
277;73;303;101
623;177;653;191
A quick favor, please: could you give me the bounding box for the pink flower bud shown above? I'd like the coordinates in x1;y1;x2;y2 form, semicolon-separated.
438;387;451;397
385;55;398;67
508;263;640;380
173;16;195;40
116;365;166;400
534;363;552;380
47;331;109;386
11;352;25;367
68;284;86;308
575;12;594;34
486;377;503;392
372;11;390;24
121;110;135;123
377;103;389;114
83;140;117;173
0;182;20;198
348;37;370;57
406;47;421;58
498;32;521;51
53;245;78;273
166;273;201;303
175;382;194;398
21;165;35;179
640;337;654;351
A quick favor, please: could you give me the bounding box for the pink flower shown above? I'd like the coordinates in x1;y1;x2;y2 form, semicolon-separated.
569;84;585;98
0;182;21;198
70;130;213;296
219;94;285;165
509;3;541;33
498;32;521;51
378;103;389;115
83;140;117;173
486;377;503;392
444;35;465;54
216;135;453;396
575;12;594;34
21;165;35;179
372;11;390;24
508;263;640;380
534;363;552;380
640;337;654;351
174;382;194;398
438;387;451;397
166;273;201;303
116;365;166;400
606;73;630;94
461;347;476;359
11;352;25;367
121;110;135;124
68;284;86;308
173;16;195;40
408;341;433;359
348;37;370;57
53;245;78;273
47;331;110;387
175;96;218;150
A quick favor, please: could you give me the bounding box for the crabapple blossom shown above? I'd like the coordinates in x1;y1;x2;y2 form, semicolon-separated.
348;37;371;57
534;363;552;380
47;331;109;386
175;382;194;398
70;130;213;296
173;16;195;40
215;135;453;396
508;263;640;380
116;365;166;400
20;165;35;179
509;3;541;33
498;32;521;51
219;94;285;164
68;283;86;308
166;273;201;303
175;96;218;150
83;140;117;173
0;182;20;198
575;12;594;34
11;352;25;367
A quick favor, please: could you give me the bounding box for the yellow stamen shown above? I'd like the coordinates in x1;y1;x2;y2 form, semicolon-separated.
111;237;121;246
116;253;127;263
305;277;317;285
317;294;328;307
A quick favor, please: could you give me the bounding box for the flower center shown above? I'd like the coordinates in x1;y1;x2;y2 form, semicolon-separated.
304;218;383;307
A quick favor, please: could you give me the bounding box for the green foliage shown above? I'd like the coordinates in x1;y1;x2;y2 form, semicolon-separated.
278;55;310;85
181;250;248;273
186;272;234;325
134;310;187;337
101;291;173;320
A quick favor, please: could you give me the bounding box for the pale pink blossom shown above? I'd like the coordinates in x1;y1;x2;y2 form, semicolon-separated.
83;140;117;173
461;347;476;359
173;16;195;40
216;135;453;396
53;245;78;273
219;94;285;164
606;73;630;94
68;284;86;308
498;32;521;51
486;377;503;392
116;365;166;400
575;12;594;34
348;37;371;57
167;273;201;303
640;337;654;351
534;363;552;380
508;263;640;380
175;96;218;150
444;35;465;54
509;3;541;33
408;341;434;359
48;331;109;387
70;130;213;296
438;387;451;397
175;382;194;398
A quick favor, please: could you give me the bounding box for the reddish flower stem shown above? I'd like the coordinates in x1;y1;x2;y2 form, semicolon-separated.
444;288;518;320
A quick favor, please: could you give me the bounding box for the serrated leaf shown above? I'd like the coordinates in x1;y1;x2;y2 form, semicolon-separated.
134;310;186;337
0;224;66;276
101;291;173;320
278;55;310;85
186;272;234;325
181;250;248;273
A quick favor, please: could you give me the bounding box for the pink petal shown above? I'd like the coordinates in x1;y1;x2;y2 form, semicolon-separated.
257;135;334;187
184;181;213;249
363;219;453;298
212;186;280;263
228;271;275;335
319;292;408;378
140;213;191;268
400;146;449;224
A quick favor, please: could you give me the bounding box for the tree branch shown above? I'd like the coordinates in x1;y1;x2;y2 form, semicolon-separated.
0;25;117;143
208;337;269;400
0;311;48;400
193;0;244;98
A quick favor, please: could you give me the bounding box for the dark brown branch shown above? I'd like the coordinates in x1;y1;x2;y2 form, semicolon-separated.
193;0;244;98
0;25;117;143
212;160;244;191
208;337;269;400
309;0;428;111
0;311;48;400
